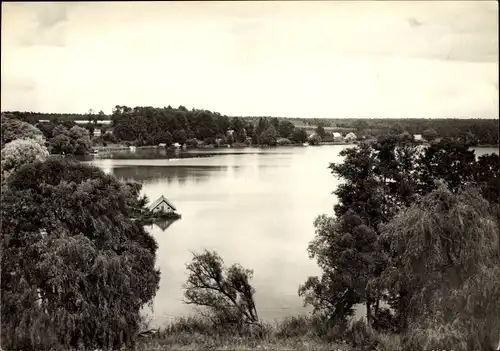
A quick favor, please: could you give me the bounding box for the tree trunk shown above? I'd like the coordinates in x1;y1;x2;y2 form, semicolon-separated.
366;293;372;326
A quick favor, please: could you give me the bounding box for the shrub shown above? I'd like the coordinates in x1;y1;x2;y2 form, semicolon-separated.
183;250;260;333
186;138;199;148
275;316;310;338
344;320;377;351
276;138;292;146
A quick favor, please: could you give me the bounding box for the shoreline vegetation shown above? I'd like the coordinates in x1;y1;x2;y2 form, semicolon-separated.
1;108;499;351
91;141;499;153
134;315;358;351
2;107;499;158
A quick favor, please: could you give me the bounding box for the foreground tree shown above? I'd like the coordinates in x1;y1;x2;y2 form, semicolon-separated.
300;138;427;327
1;158;160;350
183;250;259;330
474;153;500;204
1;116;45;147
1;138;49;183
414;141;477;196
299;211;381;324
378;185;500;351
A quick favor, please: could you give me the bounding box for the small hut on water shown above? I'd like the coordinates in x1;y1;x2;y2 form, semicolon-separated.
148;195;177;214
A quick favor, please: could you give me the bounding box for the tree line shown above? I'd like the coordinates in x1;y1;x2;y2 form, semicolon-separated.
4;108;498;149
1;115;93;156
109;105;313;147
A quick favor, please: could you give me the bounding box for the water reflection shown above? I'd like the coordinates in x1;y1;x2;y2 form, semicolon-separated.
111;165;235;185
154;218;180;232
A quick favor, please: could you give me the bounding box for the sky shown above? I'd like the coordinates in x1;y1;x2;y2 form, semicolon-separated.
1;1;498;118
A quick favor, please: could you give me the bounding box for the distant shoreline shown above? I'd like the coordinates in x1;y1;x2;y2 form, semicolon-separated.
89;142;499;154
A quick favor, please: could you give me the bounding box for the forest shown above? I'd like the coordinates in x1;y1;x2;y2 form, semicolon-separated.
3;107;499;151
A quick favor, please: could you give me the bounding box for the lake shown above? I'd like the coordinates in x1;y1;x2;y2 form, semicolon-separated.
83;145;498;327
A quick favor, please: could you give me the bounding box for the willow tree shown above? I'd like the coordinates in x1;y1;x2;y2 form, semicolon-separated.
378;185;500;351
183;250;259;331
1;157;160;350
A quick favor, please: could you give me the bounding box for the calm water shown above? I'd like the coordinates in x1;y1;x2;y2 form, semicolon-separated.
83;145;498;327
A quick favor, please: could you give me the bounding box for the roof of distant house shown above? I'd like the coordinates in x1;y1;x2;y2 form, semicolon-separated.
148;195;177;211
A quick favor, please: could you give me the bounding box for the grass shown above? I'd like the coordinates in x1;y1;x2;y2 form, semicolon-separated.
134;316;355;351
131;315;410;351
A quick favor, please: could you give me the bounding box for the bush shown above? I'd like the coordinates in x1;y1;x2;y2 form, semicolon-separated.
374;332;401;351
372;308;398;332
186;138;199;148
343;320;377;351
204;137;215;145
103;132;119;144
163;316;213;335
275;316;311;338
276;138;292;145
401;324;469;351
308;135;322;145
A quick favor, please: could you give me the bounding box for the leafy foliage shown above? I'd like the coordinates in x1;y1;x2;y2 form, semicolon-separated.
183;250;259;329
298;212;380;323
292;129;308;143
421;128;438;141
379;185;500;351
301;137;499;335
278;120;296;139
32;122;93;155
308;134;322;145
315;125;326;139
5;109;499;146
1;158;160;350
260;125;278;146
1;116;45;148
1;138;49;183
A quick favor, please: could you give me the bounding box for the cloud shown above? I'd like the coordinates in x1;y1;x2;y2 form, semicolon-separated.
35;3;68;29
3;2;70;47
407;18;423;28
0;1;498;118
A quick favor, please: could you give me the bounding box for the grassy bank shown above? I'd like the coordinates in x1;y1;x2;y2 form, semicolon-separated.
135;316;356;351
130;315;405;351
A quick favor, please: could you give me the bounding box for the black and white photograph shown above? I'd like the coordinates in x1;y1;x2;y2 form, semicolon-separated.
1;1;499;350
